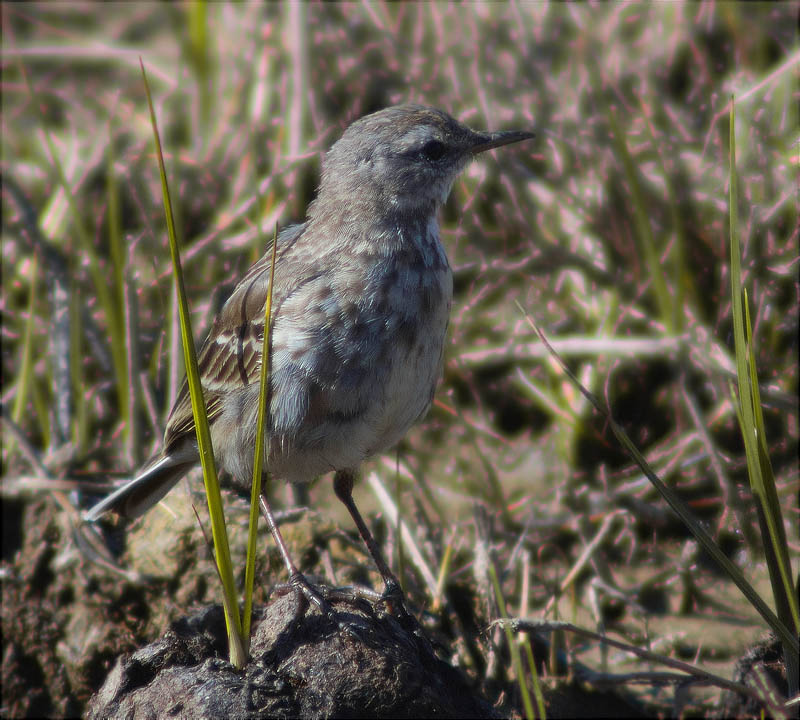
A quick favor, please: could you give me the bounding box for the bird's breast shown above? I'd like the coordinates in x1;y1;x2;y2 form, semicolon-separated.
361;237;453;453
266;222;453;476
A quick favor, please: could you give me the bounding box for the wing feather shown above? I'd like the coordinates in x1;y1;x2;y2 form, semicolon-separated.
163;223;306;450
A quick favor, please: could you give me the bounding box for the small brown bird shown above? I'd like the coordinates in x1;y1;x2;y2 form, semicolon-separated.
86;104;533;608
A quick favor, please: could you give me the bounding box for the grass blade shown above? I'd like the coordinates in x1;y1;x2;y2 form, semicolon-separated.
105;117;133;461
243;225;279;645
727;98;799;693
140;57;245;667
489;562;535;719
607;106;673;333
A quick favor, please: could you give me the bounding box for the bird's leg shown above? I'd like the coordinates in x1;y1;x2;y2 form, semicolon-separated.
332;470;406;613
258;492;333;618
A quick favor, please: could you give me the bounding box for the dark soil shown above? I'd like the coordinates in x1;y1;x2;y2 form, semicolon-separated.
88;597;498;719
1;489;791;718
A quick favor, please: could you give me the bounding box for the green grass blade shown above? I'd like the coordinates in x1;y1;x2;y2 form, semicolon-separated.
7;256;42;459
608;107;673;333
489;561;537;720
432;536;454;612
743;293;798;630
243;226;279;645
105;117;132;459
186;0;211;139
638;96;696;332
522;637;546;720
11;254;39;426
140;58;245;668
728;99;799;692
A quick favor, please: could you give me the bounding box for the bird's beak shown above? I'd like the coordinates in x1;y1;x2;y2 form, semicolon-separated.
469;129;535;155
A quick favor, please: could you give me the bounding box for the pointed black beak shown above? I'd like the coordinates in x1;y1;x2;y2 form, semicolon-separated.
469;129;535;154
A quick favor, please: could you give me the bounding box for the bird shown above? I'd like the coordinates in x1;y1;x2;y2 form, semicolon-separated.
85;104;533;610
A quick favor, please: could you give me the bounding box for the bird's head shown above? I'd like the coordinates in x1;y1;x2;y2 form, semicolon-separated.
313;104;533;217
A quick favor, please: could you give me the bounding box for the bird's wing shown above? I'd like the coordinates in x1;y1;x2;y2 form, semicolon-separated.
162;223;309;450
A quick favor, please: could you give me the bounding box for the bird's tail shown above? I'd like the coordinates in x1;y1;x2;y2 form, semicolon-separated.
83;453;194;522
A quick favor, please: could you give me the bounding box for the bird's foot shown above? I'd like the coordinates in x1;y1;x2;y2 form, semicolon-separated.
273;575;421;642
274;575;371;641
273;571;335;620
376;579;408;617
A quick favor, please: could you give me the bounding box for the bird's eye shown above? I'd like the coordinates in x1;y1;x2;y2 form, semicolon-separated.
420;139;446;162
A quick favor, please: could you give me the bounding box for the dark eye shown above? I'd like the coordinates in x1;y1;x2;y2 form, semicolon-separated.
420;139;446;161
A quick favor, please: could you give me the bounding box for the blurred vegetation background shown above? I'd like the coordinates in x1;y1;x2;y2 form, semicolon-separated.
1;2;797;716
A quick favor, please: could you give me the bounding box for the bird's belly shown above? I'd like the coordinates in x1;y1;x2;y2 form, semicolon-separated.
364;259;452;455
266;258;452;482
367;321;447;453
273;320;448;481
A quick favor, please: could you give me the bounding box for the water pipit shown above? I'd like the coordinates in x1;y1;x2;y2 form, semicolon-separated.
87;104;533;611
